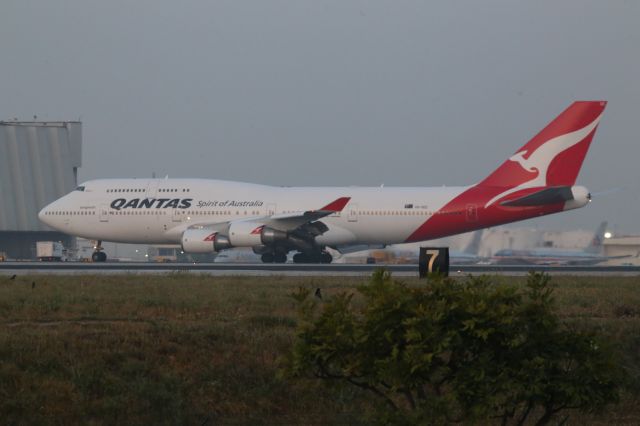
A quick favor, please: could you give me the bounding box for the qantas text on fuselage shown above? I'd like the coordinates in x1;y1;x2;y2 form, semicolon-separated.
39;101;607;263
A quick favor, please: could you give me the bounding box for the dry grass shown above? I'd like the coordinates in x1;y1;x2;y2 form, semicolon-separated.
0;273;638;424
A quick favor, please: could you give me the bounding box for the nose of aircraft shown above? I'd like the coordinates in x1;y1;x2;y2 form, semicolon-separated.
38;202;56;228
38;205;49;225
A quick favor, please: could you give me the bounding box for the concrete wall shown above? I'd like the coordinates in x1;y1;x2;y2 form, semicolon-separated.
0;121;81;231
0;121;81;259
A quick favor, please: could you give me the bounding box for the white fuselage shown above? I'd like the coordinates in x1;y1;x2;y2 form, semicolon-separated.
38;101;605;258
39;178;468;247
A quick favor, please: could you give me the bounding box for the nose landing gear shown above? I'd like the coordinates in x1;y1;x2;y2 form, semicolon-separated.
91;240;107;262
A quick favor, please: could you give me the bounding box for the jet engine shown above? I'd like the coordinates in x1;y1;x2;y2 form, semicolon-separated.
227;222;290;246
181;228;232;253
181;223;292;254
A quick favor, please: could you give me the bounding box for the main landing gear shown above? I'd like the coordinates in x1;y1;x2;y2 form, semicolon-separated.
91;240;107;262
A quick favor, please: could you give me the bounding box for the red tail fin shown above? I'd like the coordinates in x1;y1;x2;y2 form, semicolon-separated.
479;101;606;207
405;102;606;243
480;101;606;189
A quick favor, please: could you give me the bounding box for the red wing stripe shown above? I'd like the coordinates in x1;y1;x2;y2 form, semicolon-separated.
319;197;351;212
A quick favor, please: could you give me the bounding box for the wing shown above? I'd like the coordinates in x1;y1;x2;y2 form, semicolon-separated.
187;197;351;235
264;197;351;232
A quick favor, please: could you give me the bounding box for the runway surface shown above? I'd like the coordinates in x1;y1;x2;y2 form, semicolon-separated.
1;262;639;276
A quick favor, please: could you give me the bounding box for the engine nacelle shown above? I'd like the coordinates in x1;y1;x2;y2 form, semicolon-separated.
181;228;232;253
182;222;296;253
181;228;218;253
228;221;266;247
227;222;290;247
261;227;288;245
564;185;591;211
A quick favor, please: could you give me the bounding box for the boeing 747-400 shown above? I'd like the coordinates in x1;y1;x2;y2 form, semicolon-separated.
39;101;607;263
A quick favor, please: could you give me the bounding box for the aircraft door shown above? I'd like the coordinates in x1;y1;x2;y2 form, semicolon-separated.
348;203;358;222
172;208;182;222
99;204;109;222
146;180;158;198
466;204;478;222
266;203;276;216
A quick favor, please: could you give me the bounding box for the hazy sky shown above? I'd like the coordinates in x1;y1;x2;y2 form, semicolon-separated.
2;1;639;234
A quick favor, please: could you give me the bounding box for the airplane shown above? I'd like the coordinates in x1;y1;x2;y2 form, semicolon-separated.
38;101;606;264
450;229;486;264
491;221;616;265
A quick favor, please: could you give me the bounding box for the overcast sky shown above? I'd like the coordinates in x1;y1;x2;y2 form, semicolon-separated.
2;1;638;234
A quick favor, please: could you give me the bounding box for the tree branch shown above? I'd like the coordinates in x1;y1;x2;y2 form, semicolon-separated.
314;361;399;411
345;377;398;411
402;389;416;410
516;400;534;426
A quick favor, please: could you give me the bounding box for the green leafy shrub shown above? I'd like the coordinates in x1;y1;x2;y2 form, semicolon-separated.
287;271;622;425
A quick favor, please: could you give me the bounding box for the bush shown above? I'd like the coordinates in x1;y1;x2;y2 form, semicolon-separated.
286;271;622;425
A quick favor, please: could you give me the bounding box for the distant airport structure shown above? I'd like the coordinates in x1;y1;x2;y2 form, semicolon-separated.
603;236;640;265
0;120;82;259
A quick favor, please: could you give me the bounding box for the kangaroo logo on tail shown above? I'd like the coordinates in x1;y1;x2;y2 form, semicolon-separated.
484;112;604;208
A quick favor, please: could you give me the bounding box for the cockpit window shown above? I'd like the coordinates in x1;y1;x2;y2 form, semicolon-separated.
75;186;85;191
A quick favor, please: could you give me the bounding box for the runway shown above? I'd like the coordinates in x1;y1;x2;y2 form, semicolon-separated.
1;262;639;276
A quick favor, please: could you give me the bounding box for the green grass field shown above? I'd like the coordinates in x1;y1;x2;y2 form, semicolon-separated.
1;273;639;425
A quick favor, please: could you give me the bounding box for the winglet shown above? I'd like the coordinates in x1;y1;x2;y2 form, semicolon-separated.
319;197;351;212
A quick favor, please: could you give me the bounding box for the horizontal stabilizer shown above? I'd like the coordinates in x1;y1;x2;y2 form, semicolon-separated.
500;186;574;207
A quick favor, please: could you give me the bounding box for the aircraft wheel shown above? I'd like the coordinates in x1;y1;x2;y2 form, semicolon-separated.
261;253;274;263
320;252;333;264
274;252;287;263
92;252;107;262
